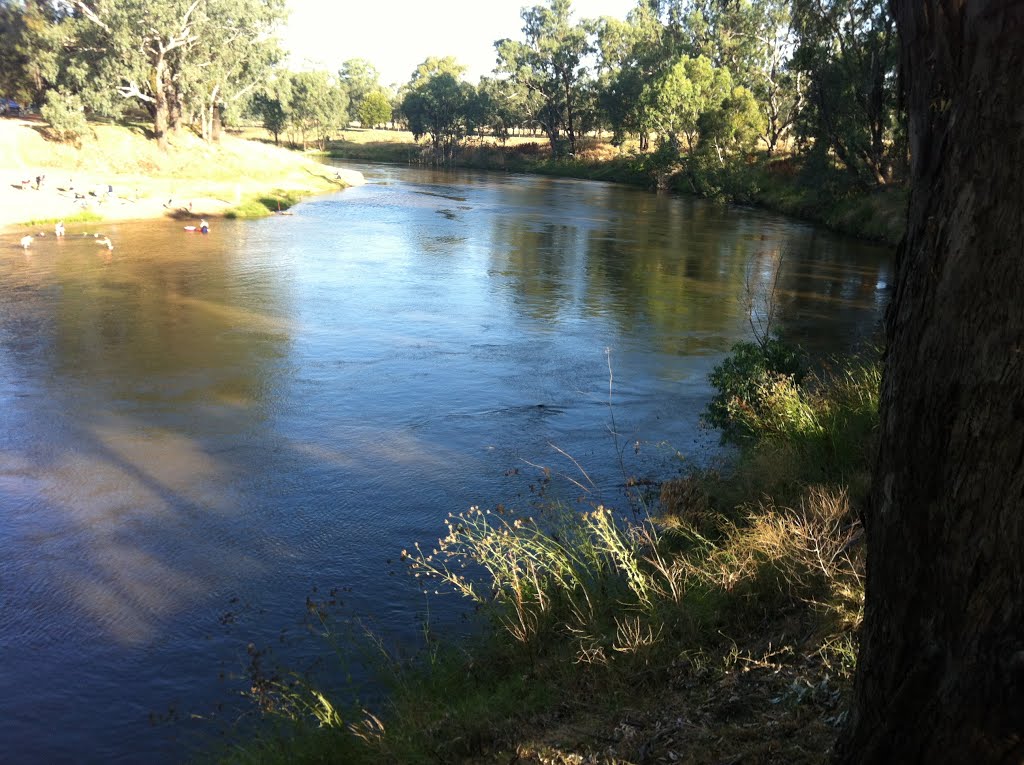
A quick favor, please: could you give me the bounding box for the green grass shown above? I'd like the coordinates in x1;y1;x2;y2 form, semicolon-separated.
224;190;307;219
20;210;104;227
752;160;907;245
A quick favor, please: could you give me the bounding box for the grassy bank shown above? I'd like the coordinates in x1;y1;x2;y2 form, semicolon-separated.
221;340;878;764
323;128;905;246
0;118;355;231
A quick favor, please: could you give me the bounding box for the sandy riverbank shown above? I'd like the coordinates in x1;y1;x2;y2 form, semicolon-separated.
0;117;363;235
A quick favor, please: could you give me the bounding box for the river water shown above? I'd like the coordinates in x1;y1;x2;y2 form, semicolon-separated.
0;163;890;762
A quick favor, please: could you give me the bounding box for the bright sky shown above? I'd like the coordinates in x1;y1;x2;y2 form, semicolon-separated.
281;0;639;88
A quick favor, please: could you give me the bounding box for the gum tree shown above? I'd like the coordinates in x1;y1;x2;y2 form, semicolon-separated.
289;70;346;151
356;89;392;129
495;0;591;157
401;60;473;162
790;0;899;186
592;3;670;149
837;0;1024;760
339;58;380;123
645;55;731;152
61;0;283;148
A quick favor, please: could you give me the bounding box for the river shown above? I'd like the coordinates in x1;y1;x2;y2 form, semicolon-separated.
0;163;890;762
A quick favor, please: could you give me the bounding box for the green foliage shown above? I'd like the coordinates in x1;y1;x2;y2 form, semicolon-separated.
41;89;89;144
474;76;533;143
646;55;732;152
253;91;288;143
791;0;901;186
705;337;807;443
495;0;593;157
592;4;669;148
289;70;347;150
0;0;68;107
338;58;380;121
355;90;392;129
698;85;765;155
1;0;284;147
400;62;473;160
706;340;881;493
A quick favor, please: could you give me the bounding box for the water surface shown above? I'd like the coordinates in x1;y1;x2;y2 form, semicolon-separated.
0;163;890;761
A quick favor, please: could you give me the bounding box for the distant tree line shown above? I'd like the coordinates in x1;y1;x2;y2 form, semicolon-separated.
385;0;903;187
0;0;904;189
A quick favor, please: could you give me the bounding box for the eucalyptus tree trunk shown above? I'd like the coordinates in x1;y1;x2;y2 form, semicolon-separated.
837;1;1024;762
212;103;222;143
152;57;170;151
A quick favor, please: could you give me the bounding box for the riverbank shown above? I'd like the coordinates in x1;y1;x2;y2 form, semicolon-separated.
324;127;906;247
224;342;878;764
0;118;363;235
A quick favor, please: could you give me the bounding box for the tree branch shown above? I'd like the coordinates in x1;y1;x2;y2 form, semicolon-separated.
118;81;157;104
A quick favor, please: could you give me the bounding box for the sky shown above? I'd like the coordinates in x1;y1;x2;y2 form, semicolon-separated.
281;0;639;88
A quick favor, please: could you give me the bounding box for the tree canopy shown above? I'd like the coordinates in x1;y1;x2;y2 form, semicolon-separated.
495;0;592;157
0;0;905;189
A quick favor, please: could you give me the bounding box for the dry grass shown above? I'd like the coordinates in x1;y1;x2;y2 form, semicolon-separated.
0;117;350;230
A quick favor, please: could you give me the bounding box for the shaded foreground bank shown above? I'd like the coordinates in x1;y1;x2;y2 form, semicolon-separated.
220;342;879;764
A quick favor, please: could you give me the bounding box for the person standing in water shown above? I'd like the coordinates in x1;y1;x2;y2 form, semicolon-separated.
54;221;65;237
200;219;209;234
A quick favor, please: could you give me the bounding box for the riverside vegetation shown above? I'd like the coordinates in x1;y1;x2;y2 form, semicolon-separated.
218;333;881;764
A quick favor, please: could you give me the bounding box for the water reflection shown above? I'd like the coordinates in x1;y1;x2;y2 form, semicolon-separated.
0;163;890;762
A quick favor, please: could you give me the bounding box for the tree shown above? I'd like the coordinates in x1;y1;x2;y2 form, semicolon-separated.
401;62;472;161
0;0;69;108
592;4;670;148
252;73;290;144
837;1;1024;761
645;55;731;152
475;75;535;140
40;89;89;144
356;88;391;129
60;0;282;149
178;0;285;141
791;0;900;186
495;0;592;157
339;57;379;122
679;0;802;156
698;84;765;161
289;69;346;150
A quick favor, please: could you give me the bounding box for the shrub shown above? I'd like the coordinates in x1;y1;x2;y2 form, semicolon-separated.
41;91;90;145
705;336;807;443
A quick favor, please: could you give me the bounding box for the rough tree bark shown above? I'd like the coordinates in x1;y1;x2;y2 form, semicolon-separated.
837;1;1024;762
